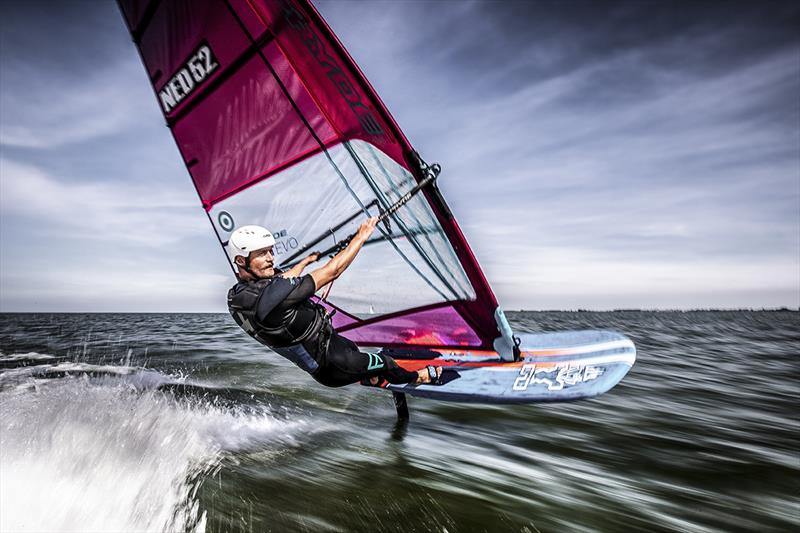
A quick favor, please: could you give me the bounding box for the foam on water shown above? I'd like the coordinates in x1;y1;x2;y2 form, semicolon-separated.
0;361;308;533
0;351;56;361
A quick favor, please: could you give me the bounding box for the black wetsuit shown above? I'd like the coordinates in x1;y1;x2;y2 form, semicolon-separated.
228;274;418;387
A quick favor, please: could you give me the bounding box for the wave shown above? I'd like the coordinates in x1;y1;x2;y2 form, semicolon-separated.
0;362;311;532
0;351;57;361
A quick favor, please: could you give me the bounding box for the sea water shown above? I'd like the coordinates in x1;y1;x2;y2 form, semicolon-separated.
0;311;797;532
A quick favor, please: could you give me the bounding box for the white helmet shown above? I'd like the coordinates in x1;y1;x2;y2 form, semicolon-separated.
228;225;275;263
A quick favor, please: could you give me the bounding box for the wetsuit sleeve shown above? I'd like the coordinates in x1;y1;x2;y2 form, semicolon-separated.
279;275;315;307
254;275;315;322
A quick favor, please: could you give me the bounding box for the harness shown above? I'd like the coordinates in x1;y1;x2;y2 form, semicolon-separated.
227;278;331;366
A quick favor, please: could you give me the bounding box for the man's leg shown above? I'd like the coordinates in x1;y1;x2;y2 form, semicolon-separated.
318;333;418;386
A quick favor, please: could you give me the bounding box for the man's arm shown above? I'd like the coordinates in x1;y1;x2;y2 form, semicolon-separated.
309;217;378;291
279;253;319;279
255;275;315;322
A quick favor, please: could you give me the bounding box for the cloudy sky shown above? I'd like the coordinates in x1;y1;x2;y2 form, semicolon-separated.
1;0;798;312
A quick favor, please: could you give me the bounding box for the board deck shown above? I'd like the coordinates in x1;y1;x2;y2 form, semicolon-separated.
361;330;636;403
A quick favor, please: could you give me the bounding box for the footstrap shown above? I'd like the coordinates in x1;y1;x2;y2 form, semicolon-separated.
426;365;439;384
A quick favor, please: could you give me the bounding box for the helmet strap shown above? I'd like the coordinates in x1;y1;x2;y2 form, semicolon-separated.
234;256;256;280
242;255;258;279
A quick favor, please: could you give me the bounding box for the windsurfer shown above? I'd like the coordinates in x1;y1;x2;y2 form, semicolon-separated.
227;218;442;387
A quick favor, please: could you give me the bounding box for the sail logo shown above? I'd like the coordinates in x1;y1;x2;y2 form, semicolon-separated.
271;229;300;256
512;363;604;391
280;1;384;137
158;42;219;114
218;211;235;232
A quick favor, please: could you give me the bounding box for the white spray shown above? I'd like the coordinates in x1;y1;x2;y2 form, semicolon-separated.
0;360;306;532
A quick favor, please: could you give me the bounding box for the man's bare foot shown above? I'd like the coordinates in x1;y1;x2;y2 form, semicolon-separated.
415;366;442;384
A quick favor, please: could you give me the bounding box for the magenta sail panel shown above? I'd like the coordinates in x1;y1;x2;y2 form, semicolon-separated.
232;0;410;171
118;0;503;351
138;0;252;120
340;306;482;348
261;42;338;147
172;52;321;203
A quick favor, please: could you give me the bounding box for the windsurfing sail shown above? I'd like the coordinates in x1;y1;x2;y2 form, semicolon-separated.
118;0;516;356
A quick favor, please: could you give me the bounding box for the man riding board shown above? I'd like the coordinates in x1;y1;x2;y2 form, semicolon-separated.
227;217;442;387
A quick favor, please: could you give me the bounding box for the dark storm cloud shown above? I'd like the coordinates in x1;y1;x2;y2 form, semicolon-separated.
0;0;173;183
319;0;799;138
354;0;799;140
0;1;128;78
412;1;800;84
